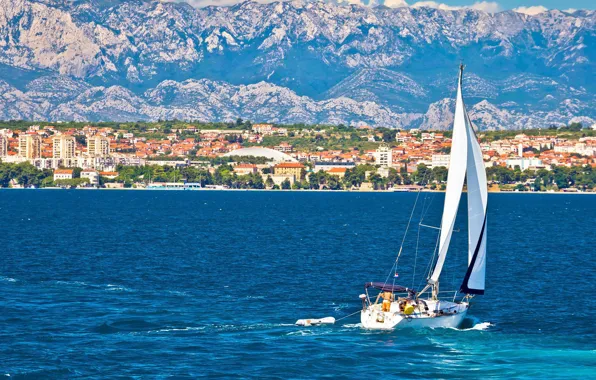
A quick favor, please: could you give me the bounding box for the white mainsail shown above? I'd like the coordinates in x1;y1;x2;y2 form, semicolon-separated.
461;106;488;294
429;67;468;285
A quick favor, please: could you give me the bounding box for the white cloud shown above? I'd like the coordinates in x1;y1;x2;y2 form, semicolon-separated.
410;1;500;13
513;5;548;15
411;1;459;10
469;1;500;13
563;8;578;14
383;0;408;8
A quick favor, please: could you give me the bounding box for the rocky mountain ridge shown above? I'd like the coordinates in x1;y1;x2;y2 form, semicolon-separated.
0;0;594;128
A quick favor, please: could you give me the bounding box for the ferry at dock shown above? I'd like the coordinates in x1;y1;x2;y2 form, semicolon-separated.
146;182;226;190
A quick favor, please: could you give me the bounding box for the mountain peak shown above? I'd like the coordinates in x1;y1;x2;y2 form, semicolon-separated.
0;0;593;128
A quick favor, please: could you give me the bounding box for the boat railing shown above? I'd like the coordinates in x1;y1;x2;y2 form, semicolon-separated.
414;289;463;302
366;289;466;308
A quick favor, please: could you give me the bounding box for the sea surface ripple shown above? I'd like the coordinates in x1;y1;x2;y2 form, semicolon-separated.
0;191;594;378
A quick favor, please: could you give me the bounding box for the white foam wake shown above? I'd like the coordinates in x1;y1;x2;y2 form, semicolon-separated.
467;322;492;331
450;322;493;331
342;323;362;328
146;327;205;334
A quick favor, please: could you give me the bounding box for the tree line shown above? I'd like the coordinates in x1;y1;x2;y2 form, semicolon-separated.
1;161;595;191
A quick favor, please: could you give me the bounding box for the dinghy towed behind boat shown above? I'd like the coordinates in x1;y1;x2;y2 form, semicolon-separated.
360;65;489;330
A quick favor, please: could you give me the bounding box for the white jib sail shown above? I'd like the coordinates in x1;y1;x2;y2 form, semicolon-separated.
461;108;488;294
429;68;468;284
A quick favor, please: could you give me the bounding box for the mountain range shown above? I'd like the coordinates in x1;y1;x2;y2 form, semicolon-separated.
0;0;594;129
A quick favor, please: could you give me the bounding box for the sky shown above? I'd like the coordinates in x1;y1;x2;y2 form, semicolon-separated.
438;0;594;10
170;0;596;11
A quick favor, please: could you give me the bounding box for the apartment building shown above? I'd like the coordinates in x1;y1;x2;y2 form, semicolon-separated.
52;135;76;159
18;134;41;159
373;144;392;167
87;136;111;157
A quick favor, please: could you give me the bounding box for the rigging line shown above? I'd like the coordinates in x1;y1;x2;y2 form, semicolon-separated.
419;223;441;230
419;230;441;291
412;175;431;290
451;237;460;290
412;210;422;289
382;166;437;289
395;185;422;265
382;183;423;288
335;310;362;322
421;192;436;222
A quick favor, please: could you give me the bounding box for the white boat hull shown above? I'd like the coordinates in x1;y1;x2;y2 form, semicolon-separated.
360;300;468;330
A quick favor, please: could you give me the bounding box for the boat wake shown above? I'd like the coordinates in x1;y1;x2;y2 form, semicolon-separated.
458;321;492;331
146;326;205;334
449;317;492;331
143;323;296;335
286;329;333;337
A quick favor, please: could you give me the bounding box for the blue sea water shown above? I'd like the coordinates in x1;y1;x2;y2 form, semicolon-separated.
0;190;594;378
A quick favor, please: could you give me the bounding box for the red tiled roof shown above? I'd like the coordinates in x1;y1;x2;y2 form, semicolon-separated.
275;163;305;168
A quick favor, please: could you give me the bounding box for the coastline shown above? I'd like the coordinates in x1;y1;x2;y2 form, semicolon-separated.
1;187;593;194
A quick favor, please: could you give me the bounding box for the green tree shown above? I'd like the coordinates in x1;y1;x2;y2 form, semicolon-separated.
72;167;82;178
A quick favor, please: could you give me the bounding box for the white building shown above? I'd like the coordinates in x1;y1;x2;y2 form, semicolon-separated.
87;136;111;157
18;134;41;159
553;144;575;154
313;161;355;172
233;164;257;175
54;169;73;181
506;157;543;170
431;154;450;168
252;124;274;135
0;135;7;157
373;144;392;167
53;135;76;159
81;169;99;186
273;143;293;153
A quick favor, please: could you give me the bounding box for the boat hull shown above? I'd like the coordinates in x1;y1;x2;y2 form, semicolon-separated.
360;301;468;330
396;309;467;329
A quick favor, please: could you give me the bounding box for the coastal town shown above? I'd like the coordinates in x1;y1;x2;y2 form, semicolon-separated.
1;121;595;192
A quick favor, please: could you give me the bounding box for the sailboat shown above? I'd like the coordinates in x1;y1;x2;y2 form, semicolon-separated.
360;65;488;330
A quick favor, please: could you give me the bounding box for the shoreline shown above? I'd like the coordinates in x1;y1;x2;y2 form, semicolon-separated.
1;188;594;194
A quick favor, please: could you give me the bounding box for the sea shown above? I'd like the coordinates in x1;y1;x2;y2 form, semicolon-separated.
0;190;594;378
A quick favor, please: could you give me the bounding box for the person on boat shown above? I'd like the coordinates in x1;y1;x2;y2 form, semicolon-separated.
382;292;392;312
